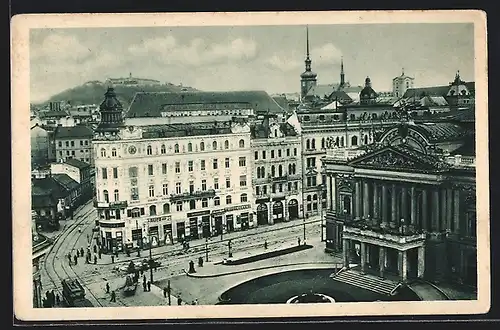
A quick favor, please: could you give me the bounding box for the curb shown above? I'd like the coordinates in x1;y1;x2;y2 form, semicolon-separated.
186;261;337;278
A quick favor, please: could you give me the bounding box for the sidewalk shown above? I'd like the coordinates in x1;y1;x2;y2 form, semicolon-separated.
94;216;322;266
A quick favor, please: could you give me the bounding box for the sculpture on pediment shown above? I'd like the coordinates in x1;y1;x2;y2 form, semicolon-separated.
359;151;416;168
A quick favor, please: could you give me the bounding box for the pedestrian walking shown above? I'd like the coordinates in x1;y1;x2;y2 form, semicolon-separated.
143;274;147;284
76;250;80;257
98;250;102;259
93;245;97;253
80;247;84;257
73;255;78;265
264;241;268;249
143;281;147;292
298;237;301;246
177;297;182;305
110;290;116;302
78;226;82;233
163;287;167;298
147;281;151;292
106;282;110;294
111;255;115;264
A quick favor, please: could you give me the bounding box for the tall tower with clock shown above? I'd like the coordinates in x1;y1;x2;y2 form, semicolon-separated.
300;26;317;101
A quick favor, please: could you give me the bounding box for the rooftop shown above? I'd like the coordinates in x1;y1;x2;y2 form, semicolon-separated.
140;121;242;139
403;82;475;98
52;174;79;191
63;158;91;169
412;122;467;142
54;124;93;139
127;91;285;117
38;111;70;119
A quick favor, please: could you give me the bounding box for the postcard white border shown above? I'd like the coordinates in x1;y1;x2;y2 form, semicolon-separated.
12;10;489;321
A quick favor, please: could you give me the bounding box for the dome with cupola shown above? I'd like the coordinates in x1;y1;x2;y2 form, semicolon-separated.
359;76;378;104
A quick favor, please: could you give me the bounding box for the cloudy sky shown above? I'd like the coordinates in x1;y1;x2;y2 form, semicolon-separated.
30;23;474;103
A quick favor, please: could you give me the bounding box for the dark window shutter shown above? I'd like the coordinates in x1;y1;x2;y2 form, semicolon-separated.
127;210;132;217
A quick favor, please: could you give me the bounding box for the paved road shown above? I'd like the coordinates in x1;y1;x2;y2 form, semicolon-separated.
39;201;328;307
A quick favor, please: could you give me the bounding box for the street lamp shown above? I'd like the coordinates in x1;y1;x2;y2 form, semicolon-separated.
303;215;306;243
228;239;233;258
205;237;209;262
143;222;154;283
319;183;325;242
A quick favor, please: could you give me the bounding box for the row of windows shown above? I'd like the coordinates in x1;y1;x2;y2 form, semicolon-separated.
126;176;247;201
100;139;248;158
124;194;250;217
58;140;90;148
305;135;370;150
255;147;298;160
256;163;297;178
255;181;299;195
60;156;90;163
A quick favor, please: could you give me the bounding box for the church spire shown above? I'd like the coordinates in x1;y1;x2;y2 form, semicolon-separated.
304;25;312;71
340;56;345;86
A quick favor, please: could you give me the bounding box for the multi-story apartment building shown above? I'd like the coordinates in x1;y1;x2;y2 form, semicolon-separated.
93;88;282;253
251;114;303;226
54;124;94;166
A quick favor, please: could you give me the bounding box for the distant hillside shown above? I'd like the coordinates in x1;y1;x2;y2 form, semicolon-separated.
44;81;198;110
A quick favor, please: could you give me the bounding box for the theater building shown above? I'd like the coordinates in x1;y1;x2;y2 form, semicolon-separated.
251;113;303;225
323;109;476;287
93;88;265;252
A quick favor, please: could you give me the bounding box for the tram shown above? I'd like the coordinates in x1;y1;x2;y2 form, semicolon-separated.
61;278;92;307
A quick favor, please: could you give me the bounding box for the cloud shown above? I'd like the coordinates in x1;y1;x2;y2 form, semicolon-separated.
128;36;258;67
30;33;92;62
266;42;343;72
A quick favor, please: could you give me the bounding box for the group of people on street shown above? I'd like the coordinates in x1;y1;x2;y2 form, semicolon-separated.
68;245;101;266
105;282;116;302
42;290;60;308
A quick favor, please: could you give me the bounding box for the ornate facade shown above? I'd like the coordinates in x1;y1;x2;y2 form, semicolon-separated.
323;115;476;287
251;114;303;226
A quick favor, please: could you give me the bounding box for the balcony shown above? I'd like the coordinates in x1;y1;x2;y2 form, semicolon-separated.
342;218;426;247
325;148;367;162
93;199;128;209
170;189;216;202
272;175;288;182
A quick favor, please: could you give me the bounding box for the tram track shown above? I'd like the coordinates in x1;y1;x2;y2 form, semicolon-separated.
40;202;105;307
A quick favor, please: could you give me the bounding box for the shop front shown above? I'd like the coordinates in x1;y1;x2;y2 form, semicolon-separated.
163;224;173;245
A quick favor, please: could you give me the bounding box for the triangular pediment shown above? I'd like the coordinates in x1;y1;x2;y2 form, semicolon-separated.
348;145;448;173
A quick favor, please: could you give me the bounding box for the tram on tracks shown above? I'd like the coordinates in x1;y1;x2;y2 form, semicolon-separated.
61;278;93;307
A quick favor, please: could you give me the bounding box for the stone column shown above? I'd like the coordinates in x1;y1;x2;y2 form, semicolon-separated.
446;188;453;232
410;186;417;232
379;246;386;278
390;184;397;228
381;184;388;228
453;190;461;234
433;189;440;232
441;188;447;232
401;187;408;233
343;238;350;268
355;180;362;220
360;242;367;274
417;246;425;278
402;250;408;282
363;181;370;219
373;182;380;226
398;250;404;278
326;175;332;211
421;189;428;231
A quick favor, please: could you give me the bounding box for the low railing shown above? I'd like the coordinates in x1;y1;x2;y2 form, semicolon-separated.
325;148;367;162
343;219;426;244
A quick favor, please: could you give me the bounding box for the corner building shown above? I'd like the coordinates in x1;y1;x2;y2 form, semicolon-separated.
93;88;258;252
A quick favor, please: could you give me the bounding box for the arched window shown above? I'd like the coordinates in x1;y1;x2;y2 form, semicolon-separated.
200;142;205;151
174;144;179;153
114;189;119;201
100;148;106;157
147;145;153;155
288;164;292;174
351;136;358;146
187;143;193;152
189;200;196;210
364;135;368;145
274;129;278;137
240;193;248;203
372;113;378;120
212;141;217;150
257;167;262;178
160;144;166;154
149;205;157;216
271;165;276;177
224;140;229;149
306;139;310;150
335;137;340;146
261;166;266;178
340;136;345;147
201;198;208;208
239;139;245;148
163;203;170;214
226;195;232;205
103;190;109;203
313;194;318;201
307;195;312;202
350;114;356;120
311;139;316;149
112;148;117;157
321;138;325;149
278;165;283;177
292;164;296;174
